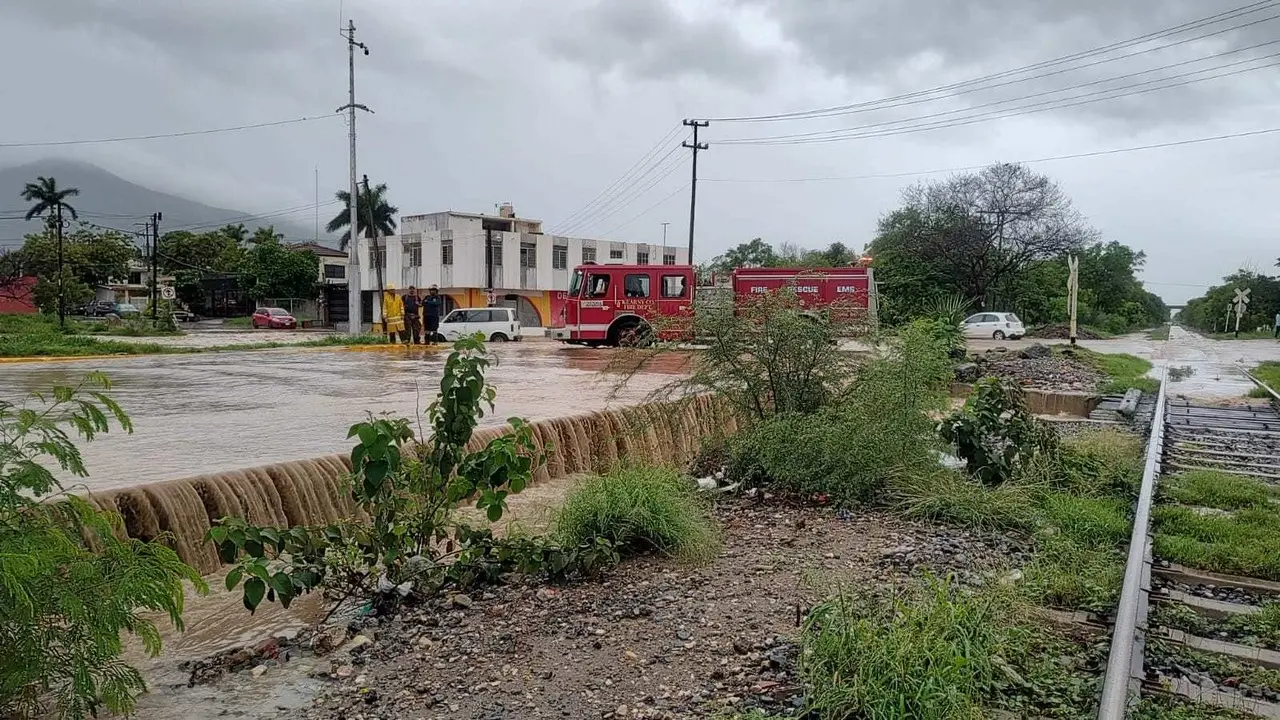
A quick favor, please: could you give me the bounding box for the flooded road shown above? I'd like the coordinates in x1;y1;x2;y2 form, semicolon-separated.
0;341;685;491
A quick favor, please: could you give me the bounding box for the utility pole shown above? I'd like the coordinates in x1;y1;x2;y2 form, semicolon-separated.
1066;254;1079;346
660;221;669;259
150;212;161;324
54;204;65;328
339;19;371;334
682;119;709;266
361;174;386;328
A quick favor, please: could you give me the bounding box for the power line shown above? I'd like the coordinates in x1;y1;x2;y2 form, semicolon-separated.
550;124;684;234
720;41;1280;144
721;57;1280;146
557;143;689;236
569;155;689;236
0;115;339;148
701;126;1280;183
706;0;1280;123
598;183;691;238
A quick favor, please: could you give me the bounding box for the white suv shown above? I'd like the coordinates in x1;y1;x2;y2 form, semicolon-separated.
962;312;1025;340
438;307;522;342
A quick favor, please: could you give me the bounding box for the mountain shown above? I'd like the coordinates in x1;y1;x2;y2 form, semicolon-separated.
0;159;324;247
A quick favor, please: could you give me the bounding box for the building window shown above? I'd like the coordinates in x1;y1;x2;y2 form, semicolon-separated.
407;244;422;268
520;242;537;268
663;253;677;265
441;241;454;266
636;251;650;265
553;245;568;270
582;246;597;264
661;274;687;298
623;274;651;298
128;272;142;285
323;264;346;279
487;241;503;266
609;248;624;260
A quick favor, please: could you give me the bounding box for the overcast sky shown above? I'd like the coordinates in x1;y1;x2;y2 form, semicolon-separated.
4;0;1280;303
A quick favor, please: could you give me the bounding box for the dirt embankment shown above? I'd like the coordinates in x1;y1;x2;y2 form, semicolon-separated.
281;500;1028;720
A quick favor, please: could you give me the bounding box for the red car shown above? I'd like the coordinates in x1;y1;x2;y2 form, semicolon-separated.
251;307;297;329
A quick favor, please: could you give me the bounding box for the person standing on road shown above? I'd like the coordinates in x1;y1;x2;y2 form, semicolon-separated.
404;286;422;345
381;286;405;343
1274;311;1279;339
423;285;443;345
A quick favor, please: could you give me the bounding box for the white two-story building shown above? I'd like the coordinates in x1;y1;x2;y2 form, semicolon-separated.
355;204;689;328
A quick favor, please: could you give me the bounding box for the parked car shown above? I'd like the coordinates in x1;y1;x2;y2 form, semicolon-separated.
437;307;521;342
112;303;140;317
962;312;1025;340
81;300;118;317
251;307;297;329
170;309;197;323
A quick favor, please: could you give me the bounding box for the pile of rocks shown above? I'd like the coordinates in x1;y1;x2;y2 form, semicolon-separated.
955;344;1104;392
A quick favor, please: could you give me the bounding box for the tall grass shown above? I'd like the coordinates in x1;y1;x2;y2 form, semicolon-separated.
800;577;1094;719
1163;470;1280;511
552;467;719;563
1251;361;1280;393
886;468;1038;531
1064;346;1157;394
1155;505;1280;579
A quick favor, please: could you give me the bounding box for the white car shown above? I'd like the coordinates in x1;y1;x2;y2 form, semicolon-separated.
962;312;1025;340
438;307;522;342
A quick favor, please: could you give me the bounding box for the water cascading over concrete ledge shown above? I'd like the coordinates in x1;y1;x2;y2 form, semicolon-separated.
87;396;739;574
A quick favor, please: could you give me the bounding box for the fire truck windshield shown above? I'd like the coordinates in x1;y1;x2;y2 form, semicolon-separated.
568;269;584;297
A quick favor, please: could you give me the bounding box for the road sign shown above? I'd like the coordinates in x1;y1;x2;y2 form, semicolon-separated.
1235;287;1251;306
160;286;176;300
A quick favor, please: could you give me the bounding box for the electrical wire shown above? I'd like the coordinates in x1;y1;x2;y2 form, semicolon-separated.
700;126;1280;183
719;41;1280;144
706;0;1280;123
549;124;684;234
0;115;339;148
597;182;691;238
721;57;1280;146
570;155;689;237
556;143;689;236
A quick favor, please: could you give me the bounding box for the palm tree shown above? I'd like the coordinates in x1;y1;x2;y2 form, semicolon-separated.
220;224;249;245
20;176;80;327
250;226;283;245
326;182;397;251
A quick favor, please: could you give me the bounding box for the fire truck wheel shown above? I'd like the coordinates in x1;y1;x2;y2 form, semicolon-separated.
489;332;510;342
614;321;654;348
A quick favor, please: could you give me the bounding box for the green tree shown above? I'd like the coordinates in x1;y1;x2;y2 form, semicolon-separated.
709;238;778;274
241;237;317;301
19;228;137;315
219;224;249;246
1181;270;1280;334
157;229;248;313
19;177;81;326
870;163;1094;311
0;374;203;718
249;226;283;245
326;183;398;250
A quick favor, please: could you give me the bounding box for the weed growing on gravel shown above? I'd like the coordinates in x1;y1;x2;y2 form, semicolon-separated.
1251;361;1280;392
553;467;719;563
1038;494;1131;547
1022;534;1124;612
1247;386;1274;399
1133;696;1259;719
1064;346;1157;394
886;468;1038;531
1154;505;1280;580
1153;600;1280;651
800;576;1096;720
1163;470;1280;511
1150;639;1280;697
1055;428;1144;496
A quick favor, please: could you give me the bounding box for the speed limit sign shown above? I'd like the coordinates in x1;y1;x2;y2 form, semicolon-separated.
160;286;176;300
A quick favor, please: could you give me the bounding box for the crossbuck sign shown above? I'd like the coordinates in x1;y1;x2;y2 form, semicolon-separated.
1232;287;1251;334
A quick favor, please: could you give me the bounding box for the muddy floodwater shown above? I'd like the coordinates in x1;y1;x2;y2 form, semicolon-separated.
0;341;686;491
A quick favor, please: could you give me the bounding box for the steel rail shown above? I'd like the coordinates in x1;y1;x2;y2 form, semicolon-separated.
1097;369;1167;719
1245;367;1280;402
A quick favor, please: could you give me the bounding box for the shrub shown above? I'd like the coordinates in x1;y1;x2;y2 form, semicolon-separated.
939;377;1060;486
211;335;546;613
0;374;203;718
728;320;952;505
553;467;719;563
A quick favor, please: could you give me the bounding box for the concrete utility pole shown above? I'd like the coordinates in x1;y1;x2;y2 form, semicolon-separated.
682;119;709;266
54;204;65;328
150;212;162;324
339;19;371;334
1066;254;1079;346
660;221;669;258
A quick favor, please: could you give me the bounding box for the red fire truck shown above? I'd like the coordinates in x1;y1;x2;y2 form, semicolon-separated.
549;263;878;346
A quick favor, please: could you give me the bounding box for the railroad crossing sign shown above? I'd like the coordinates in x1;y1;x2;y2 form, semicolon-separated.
160;286;176;300
1232;287;1250;336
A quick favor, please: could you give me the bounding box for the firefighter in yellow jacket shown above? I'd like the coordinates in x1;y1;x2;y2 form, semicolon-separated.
381;284;406;342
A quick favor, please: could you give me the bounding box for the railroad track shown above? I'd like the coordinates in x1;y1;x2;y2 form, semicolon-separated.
1098;369;1280;718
